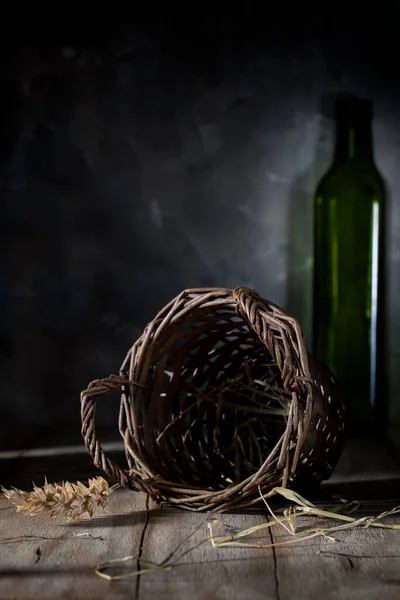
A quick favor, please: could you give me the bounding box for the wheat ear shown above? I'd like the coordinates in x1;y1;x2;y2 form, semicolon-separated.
1;477;118;520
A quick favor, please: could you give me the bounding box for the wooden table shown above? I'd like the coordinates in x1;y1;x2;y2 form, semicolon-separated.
1;438;400;600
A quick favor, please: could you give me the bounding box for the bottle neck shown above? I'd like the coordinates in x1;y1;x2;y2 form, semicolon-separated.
334;118;374;164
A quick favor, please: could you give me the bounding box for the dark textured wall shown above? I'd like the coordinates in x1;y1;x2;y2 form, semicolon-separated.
1;12;400;451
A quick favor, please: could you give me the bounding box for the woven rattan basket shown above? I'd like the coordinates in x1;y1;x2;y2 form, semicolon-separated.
81;287;346;511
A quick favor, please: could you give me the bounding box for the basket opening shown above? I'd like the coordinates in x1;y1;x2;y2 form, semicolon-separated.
138;306;290;489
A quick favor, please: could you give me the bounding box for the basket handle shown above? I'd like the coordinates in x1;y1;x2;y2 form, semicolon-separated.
80;375;157;496
232;286;311;391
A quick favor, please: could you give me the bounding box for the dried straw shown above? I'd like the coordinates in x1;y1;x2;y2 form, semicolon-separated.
95;487;400;581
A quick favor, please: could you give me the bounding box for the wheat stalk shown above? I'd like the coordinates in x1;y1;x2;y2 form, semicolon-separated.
1;477;116;520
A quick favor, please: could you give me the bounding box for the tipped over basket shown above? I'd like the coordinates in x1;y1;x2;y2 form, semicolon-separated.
81;287;346;511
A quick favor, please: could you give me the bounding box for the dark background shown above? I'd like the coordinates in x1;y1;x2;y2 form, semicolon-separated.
1;9;400;453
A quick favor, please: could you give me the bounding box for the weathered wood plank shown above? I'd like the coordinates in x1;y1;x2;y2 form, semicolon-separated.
136;507;400;600
1;488;400;600
273;514;400;600
137;506;277;600
0;437;399;599
0;489;149;600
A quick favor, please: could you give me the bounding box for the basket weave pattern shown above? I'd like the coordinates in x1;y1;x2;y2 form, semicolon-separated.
81;287;346;511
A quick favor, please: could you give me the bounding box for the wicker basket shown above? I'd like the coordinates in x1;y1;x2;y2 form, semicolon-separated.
81;287;346;511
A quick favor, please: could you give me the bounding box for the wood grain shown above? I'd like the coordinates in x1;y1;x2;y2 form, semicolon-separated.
1;489;400;600
0;438;400;599
0;489;148;600
137;505;277;600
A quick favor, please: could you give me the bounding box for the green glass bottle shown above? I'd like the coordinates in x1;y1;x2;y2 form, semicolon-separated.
312;95;385;434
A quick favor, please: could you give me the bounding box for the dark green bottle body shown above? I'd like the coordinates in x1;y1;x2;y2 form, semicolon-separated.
313;98;385;433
